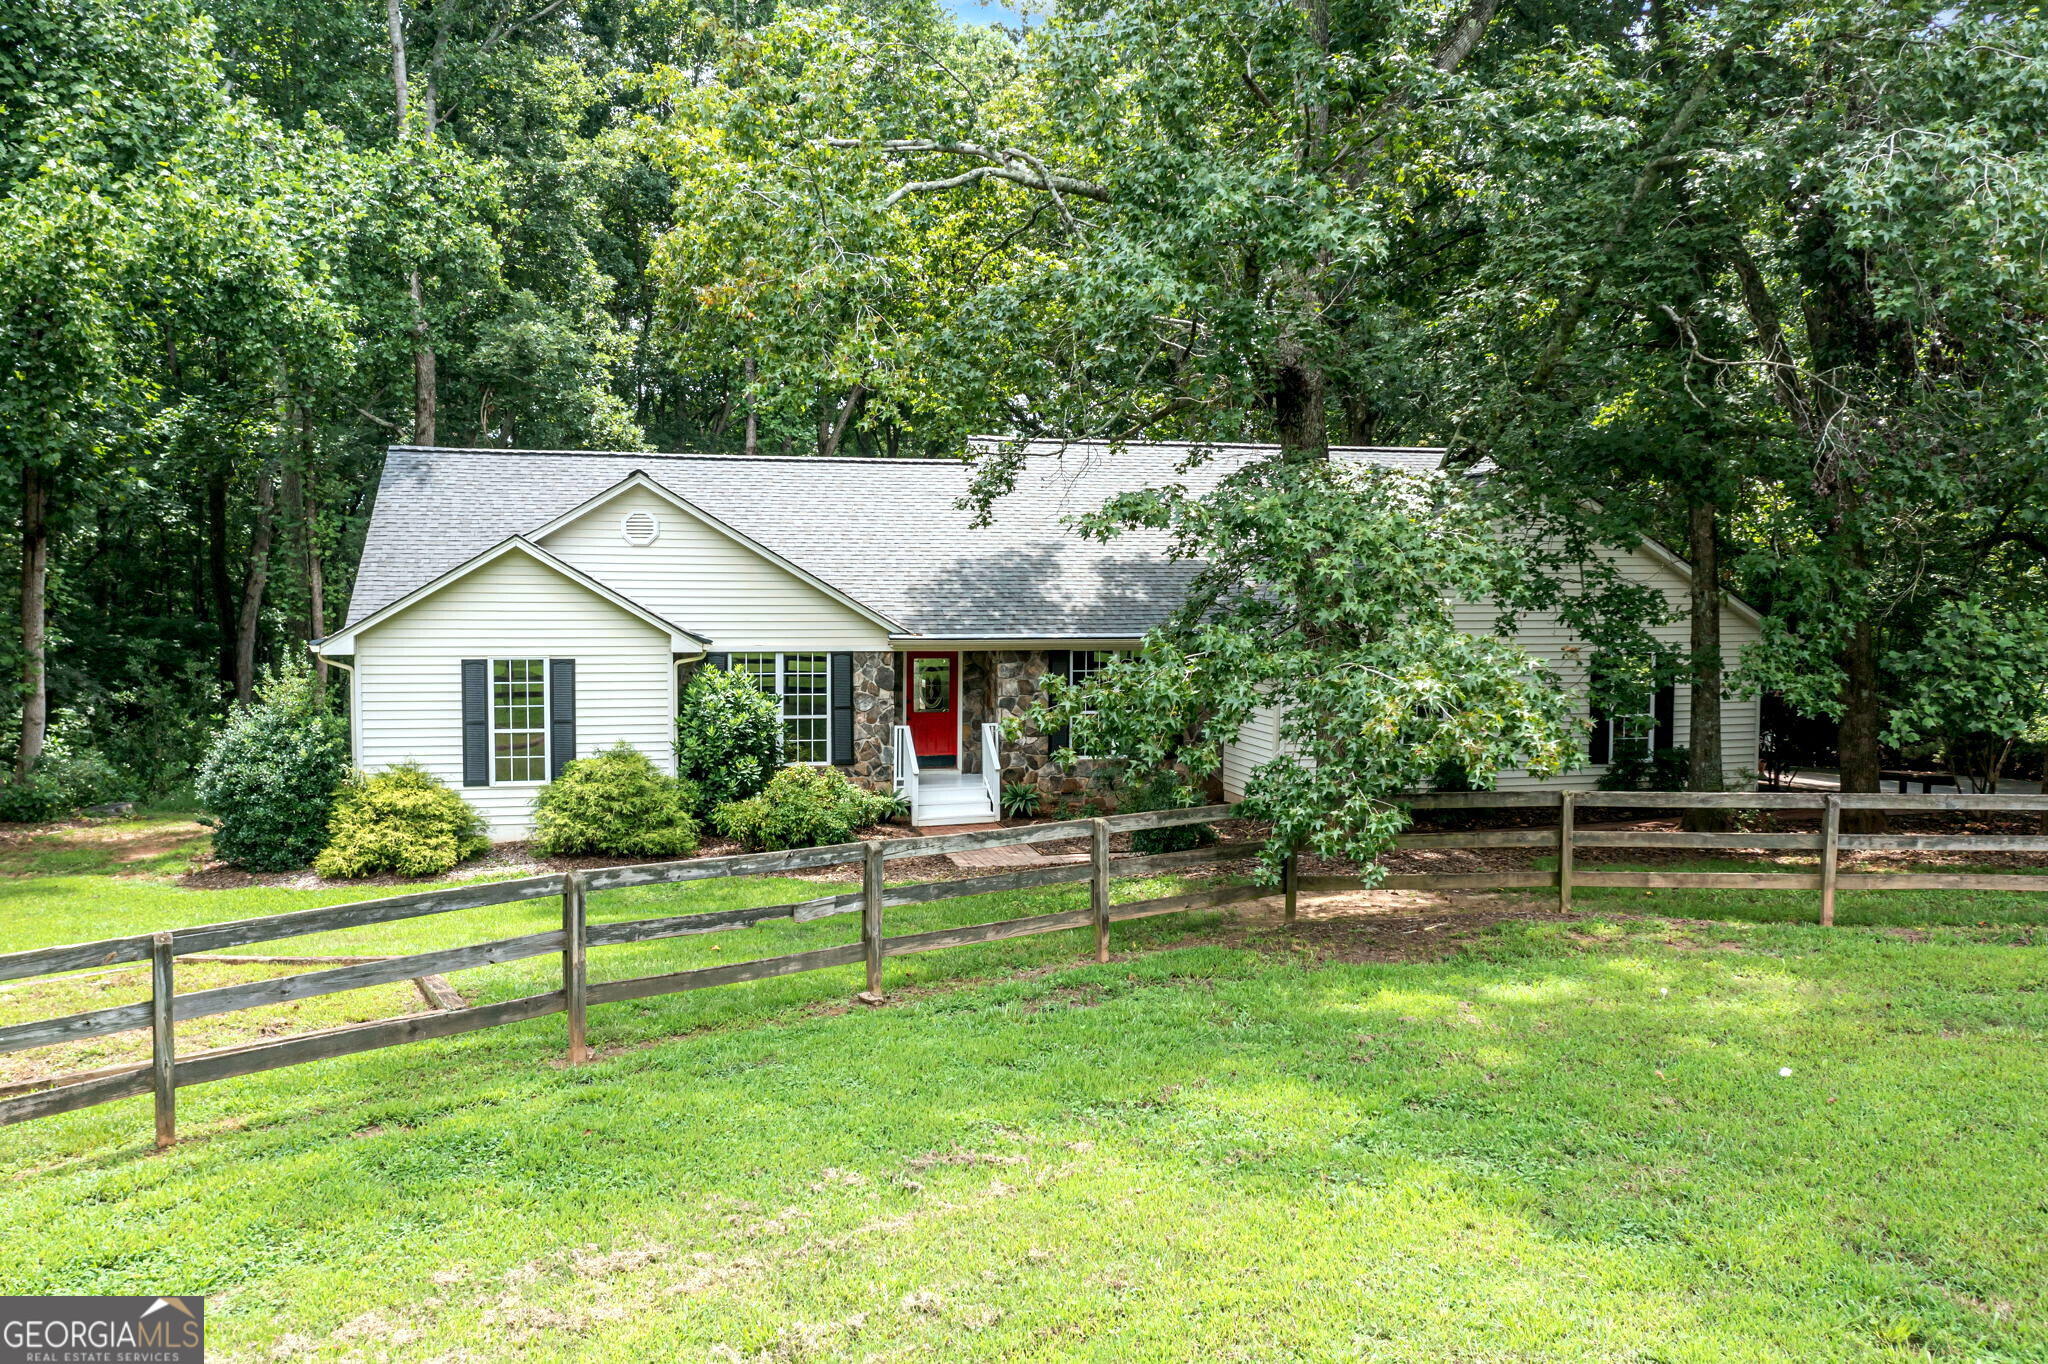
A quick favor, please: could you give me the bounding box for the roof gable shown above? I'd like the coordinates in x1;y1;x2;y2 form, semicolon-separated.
320;536;708;654
529;472;904;632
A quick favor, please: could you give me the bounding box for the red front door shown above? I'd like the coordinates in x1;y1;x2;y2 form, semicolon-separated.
905;652;959;766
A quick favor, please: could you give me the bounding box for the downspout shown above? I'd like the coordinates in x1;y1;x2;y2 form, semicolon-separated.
312;643;359;769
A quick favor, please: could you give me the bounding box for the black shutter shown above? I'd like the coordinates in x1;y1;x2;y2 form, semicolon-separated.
1046;649;1071;752
549;658;576;780
461;659;490;787
1653;683;1676;752
705;652;729;672
1587;696;1610;766
830;652;854;765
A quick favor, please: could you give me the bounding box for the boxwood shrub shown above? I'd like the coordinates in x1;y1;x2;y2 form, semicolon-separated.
531;743;699;859
713;765;894;852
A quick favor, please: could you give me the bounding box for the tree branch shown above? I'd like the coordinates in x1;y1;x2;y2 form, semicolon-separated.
825;137;1111;207
1525;48;1733;392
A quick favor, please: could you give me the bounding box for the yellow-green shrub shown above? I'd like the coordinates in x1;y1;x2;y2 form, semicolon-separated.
313;764;490;879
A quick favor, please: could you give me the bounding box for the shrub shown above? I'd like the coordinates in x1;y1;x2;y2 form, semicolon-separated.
531;743;700;859
194;668;349;869
0;710;129;822
1000;780;1043;819
314;764;490;879
871;788;912;824
1121;771;1217;854
1597;744;1691;793
714;765;894;851
675;665;783;814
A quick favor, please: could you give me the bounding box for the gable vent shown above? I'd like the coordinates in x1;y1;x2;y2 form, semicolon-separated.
620;509;660;546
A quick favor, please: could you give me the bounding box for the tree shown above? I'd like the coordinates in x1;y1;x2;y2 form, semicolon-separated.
1042;455;1578;878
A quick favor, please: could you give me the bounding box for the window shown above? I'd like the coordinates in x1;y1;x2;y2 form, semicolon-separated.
1608;711;1657;765
1589;652;1672;767
913;656;952;712
731;652;831;763
1067;650;1118;689
1060;650;1122;757
493;658;548;782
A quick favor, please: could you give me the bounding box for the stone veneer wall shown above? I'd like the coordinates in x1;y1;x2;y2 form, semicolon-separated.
848;651;897;788
840;649;1118;810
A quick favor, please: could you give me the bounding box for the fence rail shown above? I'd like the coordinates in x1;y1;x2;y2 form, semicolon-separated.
0;805;1270;1143
1398;788;2048;923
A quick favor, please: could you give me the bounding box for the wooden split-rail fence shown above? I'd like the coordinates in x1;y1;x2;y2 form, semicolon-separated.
1390;788;2048;925
6;788;2044;1146
0;805;1286;1145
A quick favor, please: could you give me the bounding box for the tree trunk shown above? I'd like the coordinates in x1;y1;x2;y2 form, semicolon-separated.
208;469;236;686
1836;616;1884;829
1340;393;1378;445
387;0;436;447
306;507;327;690
1682;497;1728;831
743;357;759;458
819;383;867;458
1272;332;1327;458
15;465;50;781
234;472;278;703
284;445;328;692
410;273;436;446
385;0;408;127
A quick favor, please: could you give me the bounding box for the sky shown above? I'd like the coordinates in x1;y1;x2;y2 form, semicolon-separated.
941;0;1036;27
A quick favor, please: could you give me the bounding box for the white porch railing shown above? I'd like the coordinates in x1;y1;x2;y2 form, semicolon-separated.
892;725;921;825
981;722;1002;819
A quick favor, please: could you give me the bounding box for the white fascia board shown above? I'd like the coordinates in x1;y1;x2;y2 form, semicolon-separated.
886;634;1147;650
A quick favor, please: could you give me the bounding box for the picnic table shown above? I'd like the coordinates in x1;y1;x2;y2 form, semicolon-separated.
1879;769;1966;794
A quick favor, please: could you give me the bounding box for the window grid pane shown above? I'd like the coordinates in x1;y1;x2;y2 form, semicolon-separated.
720;653;831;764
493;657;548;782
783;654;828;763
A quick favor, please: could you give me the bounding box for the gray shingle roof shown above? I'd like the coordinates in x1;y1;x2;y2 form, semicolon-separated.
345;440;1452;637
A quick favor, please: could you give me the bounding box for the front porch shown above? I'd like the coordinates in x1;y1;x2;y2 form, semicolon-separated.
862;646;1127;827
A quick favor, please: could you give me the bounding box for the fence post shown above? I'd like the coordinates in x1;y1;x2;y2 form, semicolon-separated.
562;871;587;1063
1557;792;1576;913
1282;850;1299;924
862;840;885;997
150;931;175;1148
1820;794;1840;928
1090;817;1111;962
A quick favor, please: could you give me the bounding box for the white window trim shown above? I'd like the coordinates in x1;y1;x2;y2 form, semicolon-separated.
1604;711;1657;765
731;651;832;766
492;657;550;785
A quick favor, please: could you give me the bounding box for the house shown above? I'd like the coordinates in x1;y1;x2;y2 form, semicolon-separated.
316;442;1763;837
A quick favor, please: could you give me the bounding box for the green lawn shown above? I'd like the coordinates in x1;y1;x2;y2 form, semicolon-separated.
2;837;2045;1361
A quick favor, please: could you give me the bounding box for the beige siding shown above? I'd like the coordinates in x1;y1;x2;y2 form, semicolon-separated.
353;548;677;838
538;485;893;651
1219;542;1763;800
1220;699;1284;800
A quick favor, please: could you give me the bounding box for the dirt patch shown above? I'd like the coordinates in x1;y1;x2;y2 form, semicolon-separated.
0;815;210;878
1217;888;1570;964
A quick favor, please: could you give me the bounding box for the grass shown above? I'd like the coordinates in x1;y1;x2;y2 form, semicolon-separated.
1;837;2045;1360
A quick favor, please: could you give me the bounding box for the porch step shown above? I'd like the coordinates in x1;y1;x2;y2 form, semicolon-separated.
909;770;998;827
